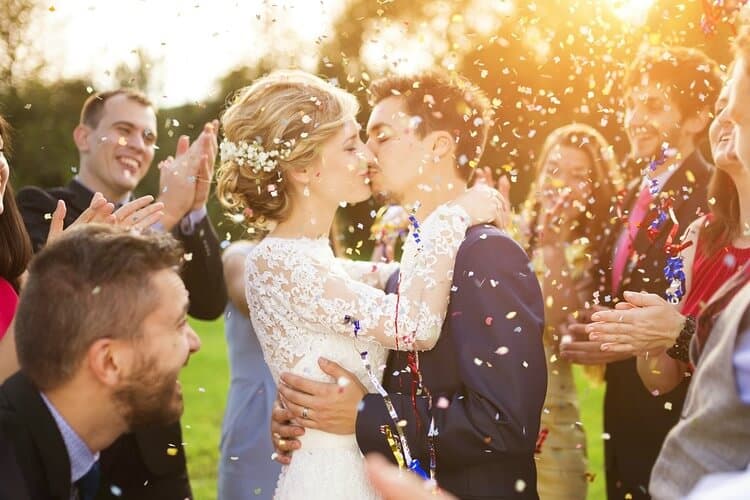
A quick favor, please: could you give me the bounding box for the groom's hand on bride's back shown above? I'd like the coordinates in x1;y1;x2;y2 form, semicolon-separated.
271;399;302;465
278;357;368;435
271;357;369;464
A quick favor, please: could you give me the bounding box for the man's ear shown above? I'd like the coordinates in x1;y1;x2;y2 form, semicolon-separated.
87;338;126;387
73;124;92;153
426;130;455;161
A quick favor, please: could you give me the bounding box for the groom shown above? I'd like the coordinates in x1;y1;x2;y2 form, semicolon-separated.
271;72;547;499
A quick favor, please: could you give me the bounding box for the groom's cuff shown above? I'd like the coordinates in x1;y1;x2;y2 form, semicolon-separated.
355;394;399;463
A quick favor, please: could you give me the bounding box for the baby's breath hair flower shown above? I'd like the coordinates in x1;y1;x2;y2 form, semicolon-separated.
219;137;295;174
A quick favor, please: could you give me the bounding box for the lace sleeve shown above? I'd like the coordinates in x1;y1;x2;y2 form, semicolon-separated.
336;259;400;290
247;204;469;351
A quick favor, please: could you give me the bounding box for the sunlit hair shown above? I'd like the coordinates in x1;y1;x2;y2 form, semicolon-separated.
80;88;154;128
0;115;32;291
368;71;492;181
216;70;359;234
700;34;750;256
737;23;750;74
623;45;721;124
523;123;622;252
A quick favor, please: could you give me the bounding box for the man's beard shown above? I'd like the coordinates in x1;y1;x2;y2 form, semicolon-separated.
113;354;183;429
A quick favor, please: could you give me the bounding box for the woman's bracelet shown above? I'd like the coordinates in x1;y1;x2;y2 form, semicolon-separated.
666;315;696;363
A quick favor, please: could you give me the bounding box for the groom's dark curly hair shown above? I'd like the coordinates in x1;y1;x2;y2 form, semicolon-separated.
368;71;492;182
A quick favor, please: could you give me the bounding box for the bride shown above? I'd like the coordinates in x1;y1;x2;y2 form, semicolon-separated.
216;70;503;499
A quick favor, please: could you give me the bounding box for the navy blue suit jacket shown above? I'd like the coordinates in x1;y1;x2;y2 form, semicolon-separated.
356;225;546;499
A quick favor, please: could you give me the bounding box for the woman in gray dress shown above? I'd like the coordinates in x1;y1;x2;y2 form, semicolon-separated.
218;241;280;500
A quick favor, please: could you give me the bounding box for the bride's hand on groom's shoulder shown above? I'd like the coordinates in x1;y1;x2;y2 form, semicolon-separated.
455;180;510;229
277;357;368;436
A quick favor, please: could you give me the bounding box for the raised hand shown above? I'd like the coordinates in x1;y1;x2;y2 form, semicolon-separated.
191;120;219;211
558;307;632;365
586;291;685;354
47;193;165;244
47;192;114;243
112;195;165;230
157;120;218;230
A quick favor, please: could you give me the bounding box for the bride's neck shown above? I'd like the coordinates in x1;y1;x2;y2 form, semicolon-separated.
269;194;336;240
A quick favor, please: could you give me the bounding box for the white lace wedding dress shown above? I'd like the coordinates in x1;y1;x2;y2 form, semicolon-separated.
246;204;471;500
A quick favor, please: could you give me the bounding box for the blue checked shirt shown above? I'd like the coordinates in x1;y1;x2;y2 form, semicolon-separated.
40;393;100;499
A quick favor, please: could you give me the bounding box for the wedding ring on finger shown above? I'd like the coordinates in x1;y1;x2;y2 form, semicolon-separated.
302;407;310;419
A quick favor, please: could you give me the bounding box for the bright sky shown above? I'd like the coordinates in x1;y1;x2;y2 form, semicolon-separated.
32;0;655;107
36;0;344;106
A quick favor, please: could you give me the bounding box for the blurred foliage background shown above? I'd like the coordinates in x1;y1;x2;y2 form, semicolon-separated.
0;0;739;251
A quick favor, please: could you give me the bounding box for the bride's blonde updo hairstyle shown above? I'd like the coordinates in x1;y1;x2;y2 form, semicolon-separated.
216;70;359;232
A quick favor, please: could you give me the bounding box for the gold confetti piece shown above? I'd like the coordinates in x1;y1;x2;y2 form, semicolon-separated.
506;311;517;319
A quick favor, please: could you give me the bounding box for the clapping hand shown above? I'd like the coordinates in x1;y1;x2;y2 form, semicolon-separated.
585;291;685;355
47;193;165;243
157;120;218;230
558;306;632;365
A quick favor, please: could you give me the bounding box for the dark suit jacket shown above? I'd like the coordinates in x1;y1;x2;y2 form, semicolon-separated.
15;179;224;499
0;372;73;500
598;152;711;499
356;225;547;500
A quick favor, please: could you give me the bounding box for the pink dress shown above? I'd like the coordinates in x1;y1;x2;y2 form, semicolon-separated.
0;277;18;341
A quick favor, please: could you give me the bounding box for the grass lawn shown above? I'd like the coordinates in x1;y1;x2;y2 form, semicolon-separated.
182;318;606;499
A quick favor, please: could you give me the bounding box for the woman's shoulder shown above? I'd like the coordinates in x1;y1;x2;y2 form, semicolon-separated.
247;236;332;270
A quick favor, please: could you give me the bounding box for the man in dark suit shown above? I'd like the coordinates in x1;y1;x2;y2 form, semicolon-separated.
0;225;201;500
14;89;226;499
270;72;547;499
559;47;722;499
